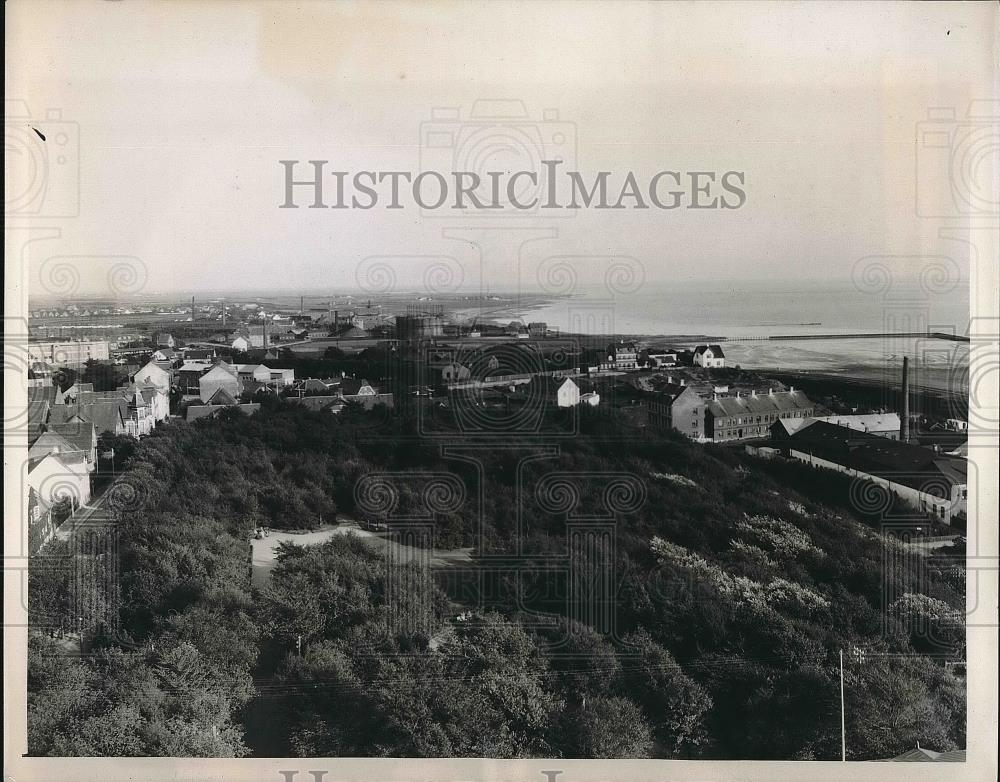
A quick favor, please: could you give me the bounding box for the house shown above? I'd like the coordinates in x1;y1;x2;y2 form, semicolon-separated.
536;376;581;407
60;382;95;404
205;386;240;406
705;387;814;442
27;339;110;366
48;400;129;437
135;385;169;423
183;347;217;363
28;431;91;476
151;347;178;363
336;325;369;339
154;333;175;349
46;420;99;473
28;361;55;388
231;335;251;352
606;340;638;371
122;387;155;437
132;361;172;395
27;450;92;511
297;378;338;394
198;363;242;403
646;381;705;440
693;345;725;368
437;362;471;385
810;413;902;439
232;363;268;383
287;395;348;414
528;322;548;338
340;378;377;399
268;367;295;387
177;361;214;395
248;323;272;348
27;394;52;446
186;402;260;422
643;351;678;368
771;419;968;524
336;379;394;410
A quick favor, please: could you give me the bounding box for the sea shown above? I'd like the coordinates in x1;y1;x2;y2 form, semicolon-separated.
478;279;972;390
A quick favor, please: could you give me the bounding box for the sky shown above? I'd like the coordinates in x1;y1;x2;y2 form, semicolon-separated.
5;0;996;298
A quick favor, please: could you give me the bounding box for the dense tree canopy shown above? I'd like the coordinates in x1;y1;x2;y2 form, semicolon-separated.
28;400;966;759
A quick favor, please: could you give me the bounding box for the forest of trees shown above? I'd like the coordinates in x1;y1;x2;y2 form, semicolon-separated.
28;400;966;759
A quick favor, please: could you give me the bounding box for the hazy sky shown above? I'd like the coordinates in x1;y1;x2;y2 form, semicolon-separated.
6;1;995;297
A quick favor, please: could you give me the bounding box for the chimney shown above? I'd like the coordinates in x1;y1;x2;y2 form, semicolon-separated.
300;295;304;315
222;300;227;326
901;356;910;442
769;387;774;395
192;295;195;320
667;375;674;384
751;389;757;397
680;378;685;386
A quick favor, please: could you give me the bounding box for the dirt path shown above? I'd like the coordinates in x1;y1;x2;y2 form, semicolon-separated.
250;521;473;588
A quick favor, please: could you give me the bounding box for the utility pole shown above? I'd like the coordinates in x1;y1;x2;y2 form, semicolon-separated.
839;649;846;761
296;634;302;656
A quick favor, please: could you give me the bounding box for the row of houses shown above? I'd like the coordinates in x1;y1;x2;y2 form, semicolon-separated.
647;381;815;442
132;354;296;403
285;377;395;414
25;380;170;552
593;342;726;373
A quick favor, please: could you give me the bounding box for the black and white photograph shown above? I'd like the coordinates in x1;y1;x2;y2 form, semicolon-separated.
4;2;998;781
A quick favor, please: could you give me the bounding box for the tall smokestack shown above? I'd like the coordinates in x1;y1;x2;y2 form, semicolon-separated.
300;295;303;315
222;300;227;326
192;295;195;320
901;356;910;442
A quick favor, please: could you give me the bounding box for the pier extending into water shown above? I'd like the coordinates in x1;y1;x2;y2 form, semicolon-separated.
723;331;969;343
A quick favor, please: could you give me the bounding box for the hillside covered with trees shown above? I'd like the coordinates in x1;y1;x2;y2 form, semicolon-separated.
28;400;966;759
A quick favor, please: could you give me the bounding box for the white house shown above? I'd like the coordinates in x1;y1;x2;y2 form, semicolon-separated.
137;386;169;422
231;335;251;352
693;345;725;368
232;363;274;384
133;361;172;395
535;376;583;408
27;451;92;511
268;368;296;387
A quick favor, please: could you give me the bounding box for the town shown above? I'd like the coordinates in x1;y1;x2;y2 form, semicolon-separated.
25;295;969;554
